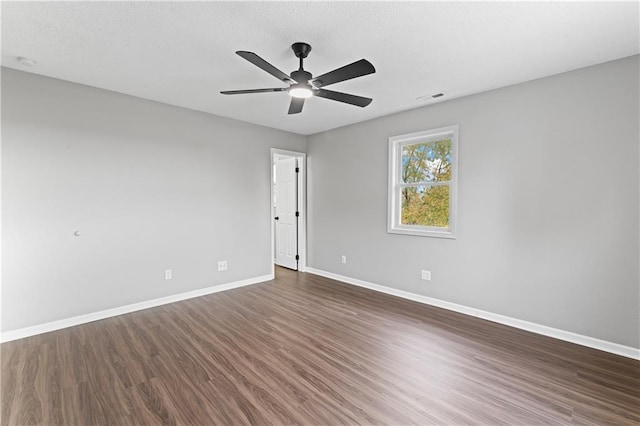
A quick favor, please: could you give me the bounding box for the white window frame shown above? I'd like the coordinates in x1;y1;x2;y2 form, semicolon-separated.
387;125;459;239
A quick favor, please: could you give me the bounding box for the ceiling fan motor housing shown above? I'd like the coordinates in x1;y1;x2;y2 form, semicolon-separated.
291;70;312;84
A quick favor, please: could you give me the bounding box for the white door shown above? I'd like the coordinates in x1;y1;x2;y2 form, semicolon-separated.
275;157;298;269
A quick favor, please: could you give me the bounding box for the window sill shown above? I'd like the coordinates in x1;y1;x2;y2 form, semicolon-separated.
387;226;456;239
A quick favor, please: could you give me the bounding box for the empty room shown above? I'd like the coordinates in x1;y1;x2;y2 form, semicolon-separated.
1;1;639;425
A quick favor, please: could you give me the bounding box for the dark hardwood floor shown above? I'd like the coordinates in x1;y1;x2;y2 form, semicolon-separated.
2;267;639;425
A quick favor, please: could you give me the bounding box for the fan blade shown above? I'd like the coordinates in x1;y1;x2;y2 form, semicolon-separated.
314;89;372;107
288;97;305;114
221;88;287;95
309;59;375;88
236;51;296;84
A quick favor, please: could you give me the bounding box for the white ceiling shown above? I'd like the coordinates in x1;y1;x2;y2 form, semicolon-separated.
2;2;639;136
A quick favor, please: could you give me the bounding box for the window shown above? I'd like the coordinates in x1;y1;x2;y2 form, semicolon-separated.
388;125;458;238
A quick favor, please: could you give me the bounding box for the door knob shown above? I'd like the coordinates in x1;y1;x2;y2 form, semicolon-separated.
274;216;279;220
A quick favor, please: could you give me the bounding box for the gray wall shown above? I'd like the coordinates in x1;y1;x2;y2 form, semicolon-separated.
1;68;306;332
3;56;639;349
307;56;640;348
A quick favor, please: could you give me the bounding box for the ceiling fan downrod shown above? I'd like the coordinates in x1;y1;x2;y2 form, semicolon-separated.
290;42;313;84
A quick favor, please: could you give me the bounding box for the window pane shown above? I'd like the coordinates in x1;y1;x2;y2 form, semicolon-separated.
401;185;449;227
401;139;452;183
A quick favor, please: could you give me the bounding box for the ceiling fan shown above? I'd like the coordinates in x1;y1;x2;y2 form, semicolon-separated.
221;42;376;114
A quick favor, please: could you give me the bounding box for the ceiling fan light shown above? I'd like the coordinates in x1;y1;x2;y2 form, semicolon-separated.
289;84;313;99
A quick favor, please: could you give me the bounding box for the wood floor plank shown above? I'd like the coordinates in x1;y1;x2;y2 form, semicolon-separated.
2;266;639;425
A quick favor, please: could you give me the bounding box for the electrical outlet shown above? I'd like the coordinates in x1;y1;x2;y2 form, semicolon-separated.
421;270;431;281
165;269;172;280
341;255;347;264
217;260;228;271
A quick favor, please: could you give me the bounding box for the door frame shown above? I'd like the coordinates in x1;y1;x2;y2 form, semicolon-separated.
270;148;306;275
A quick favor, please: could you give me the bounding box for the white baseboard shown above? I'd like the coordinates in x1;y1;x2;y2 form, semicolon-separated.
306;267;640;360
1;274;274;343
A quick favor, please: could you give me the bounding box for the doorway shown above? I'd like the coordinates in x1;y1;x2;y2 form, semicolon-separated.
271;149;306;273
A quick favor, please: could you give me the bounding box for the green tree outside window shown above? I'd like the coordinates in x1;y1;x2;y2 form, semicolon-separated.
400;139;452;227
